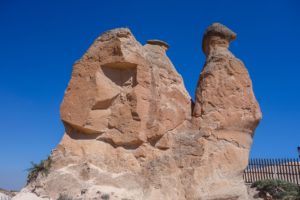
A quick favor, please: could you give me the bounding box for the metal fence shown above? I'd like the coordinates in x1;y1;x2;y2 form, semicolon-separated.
0;195;11;200
244;158;300;185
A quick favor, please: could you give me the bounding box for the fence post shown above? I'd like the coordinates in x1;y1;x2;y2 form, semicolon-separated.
244;158;300;186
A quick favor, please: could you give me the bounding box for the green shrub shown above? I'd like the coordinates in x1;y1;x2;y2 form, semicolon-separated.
57;194;73;200
251;179;300;200
27;156;51;184
101;193;110;200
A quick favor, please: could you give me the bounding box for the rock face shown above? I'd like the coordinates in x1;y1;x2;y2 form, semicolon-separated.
60;29;191;148
190;23;262;199
16;23;261;200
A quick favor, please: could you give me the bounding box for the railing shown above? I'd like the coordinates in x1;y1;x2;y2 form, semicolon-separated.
244;158;300;185
0;195;11;200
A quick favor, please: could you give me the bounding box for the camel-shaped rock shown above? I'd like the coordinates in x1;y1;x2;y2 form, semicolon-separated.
14;23;261;200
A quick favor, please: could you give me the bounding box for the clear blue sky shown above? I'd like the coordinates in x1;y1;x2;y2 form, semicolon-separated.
0;0;299;191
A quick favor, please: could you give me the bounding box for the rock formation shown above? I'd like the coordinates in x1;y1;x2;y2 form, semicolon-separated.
14;23;261;200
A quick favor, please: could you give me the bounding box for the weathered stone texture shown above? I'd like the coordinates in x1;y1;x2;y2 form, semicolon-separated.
14;23;261;200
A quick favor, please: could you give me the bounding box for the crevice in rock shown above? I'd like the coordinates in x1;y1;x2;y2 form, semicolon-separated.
92;94;119;110
63;122;103;139
101;63;137;88
147;134;164;147
96;137;143;150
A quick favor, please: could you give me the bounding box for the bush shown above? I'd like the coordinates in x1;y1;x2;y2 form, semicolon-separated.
57;194;73;200
101;193;110;200
251;179;300;200
27;156;51;184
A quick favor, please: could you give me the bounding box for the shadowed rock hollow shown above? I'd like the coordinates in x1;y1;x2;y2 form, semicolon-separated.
14;23;262;200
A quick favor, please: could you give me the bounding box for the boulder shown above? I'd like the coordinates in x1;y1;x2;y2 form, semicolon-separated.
16;23;261;200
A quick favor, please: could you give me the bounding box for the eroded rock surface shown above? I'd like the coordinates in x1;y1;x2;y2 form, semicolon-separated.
16;23;261;200
60;29;191;148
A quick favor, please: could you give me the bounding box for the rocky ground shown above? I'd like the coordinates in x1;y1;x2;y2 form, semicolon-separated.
247;185;264;200
0;188;17;199
1;186;264;200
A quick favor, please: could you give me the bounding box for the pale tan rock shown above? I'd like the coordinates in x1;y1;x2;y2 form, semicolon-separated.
12;189;46;200
191;22;262;199
17;23;261;200
193;23;261;137
60;28;191;148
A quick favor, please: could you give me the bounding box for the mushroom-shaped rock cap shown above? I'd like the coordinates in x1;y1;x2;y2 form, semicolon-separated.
147;39;170;50
203;23;237;42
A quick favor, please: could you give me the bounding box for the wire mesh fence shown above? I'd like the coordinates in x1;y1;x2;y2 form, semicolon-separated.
244;158;300;185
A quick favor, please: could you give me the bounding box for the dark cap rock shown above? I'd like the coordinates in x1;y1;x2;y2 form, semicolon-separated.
203;23;236;42
147;40;169;49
